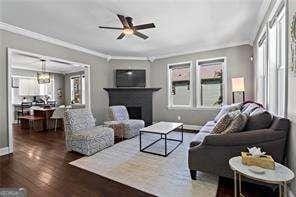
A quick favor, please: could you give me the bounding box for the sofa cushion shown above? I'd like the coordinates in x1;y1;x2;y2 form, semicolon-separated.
212;113;232;134
214;103;242;122
221;113;248;134
204;121;216;127
200;125;215;133
190;132;210;147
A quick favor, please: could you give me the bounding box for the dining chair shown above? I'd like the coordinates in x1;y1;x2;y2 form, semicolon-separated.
17;102;32;124
50;108;65;131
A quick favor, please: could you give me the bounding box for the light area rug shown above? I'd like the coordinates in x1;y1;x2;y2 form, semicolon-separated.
70;132;218;197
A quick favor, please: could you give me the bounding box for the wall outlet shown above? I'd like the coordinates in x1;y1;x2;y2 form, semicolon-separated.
177;116;181;120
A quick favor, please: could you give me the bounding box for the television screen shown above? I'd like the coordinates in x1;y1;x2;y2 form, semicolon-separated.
116;69;146;87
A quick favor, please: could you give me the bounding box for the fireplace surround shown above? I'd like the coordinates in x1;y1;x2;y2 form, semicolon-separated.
104;88;161;125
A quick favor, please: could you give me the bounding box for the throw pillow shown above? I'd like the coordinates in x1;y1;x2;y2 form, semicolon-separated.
212;113;232;134
244;110;273;131
221;113;248;134
228;110;241;118
214;103;242;122
242;103;260;115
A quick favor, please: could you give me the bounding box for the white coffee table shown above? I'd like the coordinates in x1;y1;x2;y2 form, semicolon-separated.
139;121;183;157
229;156;294;197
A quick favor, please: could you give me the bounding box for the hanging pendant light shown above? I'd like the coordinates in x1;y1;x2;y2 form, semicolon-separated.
37;59;50;84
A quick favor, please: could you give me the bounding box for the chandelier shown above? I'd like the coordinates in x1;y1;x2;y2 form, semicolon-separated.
37;59;50;84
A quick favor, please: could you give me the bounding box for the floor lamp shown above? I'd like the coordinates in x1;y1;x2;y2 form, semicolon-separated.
232;77;245;103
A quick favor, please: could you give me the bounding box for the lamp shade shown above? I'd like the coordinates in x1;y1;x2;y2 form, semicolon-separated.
232;77;245;92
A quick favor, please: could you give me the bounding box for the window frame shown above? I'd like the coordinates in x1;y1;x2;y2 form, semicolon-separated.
70;74;86;105
256;28;268;108
196;57;227;109
167;61;193;109
265;3;287;117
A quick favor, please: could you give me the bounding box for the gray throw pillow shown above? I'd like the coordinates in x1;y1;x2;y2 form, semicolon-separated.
221;113;248;134
245;110;273;131
212;113;232;134
214;103;242;122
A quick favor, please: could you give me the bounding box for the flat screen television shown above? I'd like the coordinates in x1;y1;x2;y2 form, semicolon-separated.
115;69;146;87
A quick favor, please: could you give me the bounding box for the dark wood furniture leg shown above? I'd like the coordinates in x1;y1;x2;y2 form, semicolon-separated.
190;170;197;180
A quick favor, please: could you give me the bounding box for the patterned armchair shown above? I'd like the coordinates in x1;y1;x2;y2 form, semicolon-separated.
64;109;114;156
109;106;145;139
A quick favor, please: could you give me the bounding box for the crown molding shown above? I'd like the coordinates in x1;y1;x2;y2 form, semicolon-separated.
1;21;253;62
0;22;111;60
110;56;149;61
152;40;252;60
251;0;273;43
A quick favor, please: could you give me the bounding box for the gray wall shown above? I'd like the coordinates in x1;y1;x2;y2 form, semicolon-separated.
0;29;113;148
150;44;254;125
109;59;151;87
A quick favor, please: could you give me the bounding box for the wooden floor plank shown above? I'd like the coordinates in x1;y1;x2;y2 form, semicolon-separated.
0;125;277;197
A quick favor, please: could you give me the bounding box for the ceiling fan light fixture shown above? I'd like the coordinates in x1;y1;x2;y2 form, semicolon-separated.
123;28;134;35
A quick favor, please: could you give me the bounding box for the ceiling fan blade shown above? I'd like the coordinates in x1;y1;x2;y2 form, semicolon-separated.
134;31;148;40
99;26;123;30
117;33;125;39
134;23;155;30
117;14;130;28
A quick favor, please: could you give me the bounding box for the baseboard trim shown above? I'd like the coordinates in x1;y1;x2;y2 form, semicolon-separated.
0;147;10;156
289;188;295;197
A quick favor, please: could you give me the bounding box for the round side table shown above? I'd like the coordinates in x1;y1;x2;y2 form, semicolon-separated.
104;121;125;141
229;156;294;197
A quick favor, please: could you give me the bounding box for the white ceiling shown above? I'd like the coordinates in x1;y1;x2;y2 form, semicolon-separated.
1;0;264;59
12;53;85;74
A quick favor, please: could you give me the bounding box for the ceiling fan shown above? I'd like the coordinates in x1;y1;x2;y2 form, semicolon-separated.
99;14;155;40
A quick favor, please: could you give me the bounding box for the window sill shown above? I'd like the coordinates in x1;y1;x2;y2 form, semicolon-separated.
167;106;220;111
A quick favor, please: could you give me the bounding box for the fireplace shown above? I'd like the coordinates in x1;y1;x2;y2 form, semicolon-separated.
126;106;142;119
104;88;161;125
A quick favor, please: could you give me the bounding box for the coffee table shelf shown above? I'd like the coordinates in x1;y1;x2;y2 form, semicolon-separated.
139;122;183;157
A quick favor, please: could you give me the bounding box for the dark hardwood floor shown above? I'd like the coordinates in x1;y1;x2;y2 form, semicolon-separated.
0;125;277;197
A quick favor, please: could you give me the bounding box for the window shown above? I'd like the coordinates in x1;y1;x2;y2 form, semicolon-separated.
70;75;85;104
257;31;268;107
167;62;192;108
197;58;225;107
266;4;286;116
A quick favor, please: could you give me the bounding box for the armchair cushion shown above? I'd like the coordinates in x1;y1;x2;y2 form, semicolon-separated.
65;108;95;132
64;109;114;155
121;119;145;139
109;106;145;139
109;105;129;121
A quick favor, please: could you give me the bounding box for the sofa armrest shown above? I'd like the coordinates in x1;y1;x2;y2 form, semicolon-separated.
202;129;286;146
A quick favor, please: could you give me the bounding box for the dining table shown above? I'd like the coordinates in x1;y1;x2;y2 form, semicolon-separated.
33;107;61;130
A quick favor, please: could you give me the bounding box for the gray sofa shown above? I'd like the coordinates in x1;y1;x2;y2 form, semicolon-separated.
188;102;290;180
